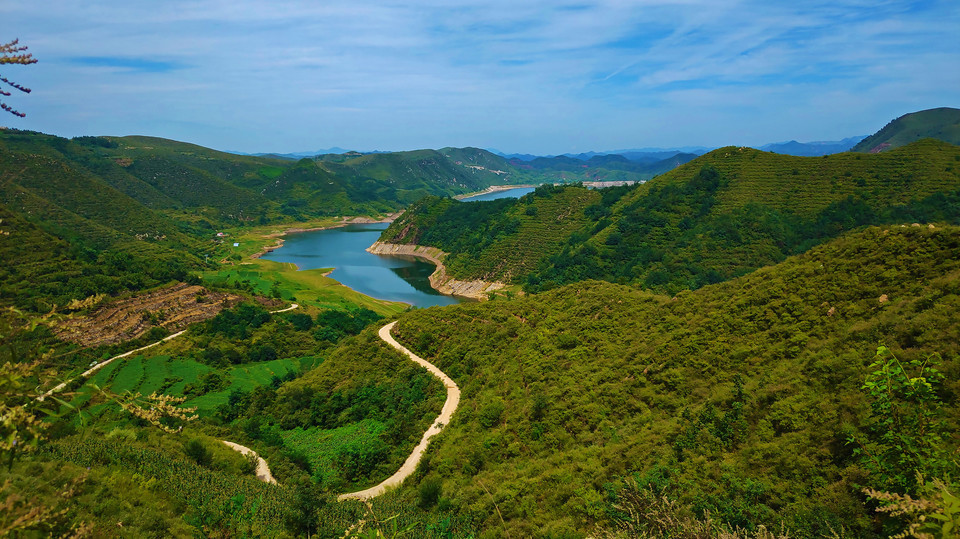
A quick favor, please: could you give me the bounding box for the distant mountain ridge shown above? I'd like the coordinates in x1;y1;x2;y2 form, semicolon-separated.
233;147;352;159
492;139;871;161
490;147;711;162
759;136;865;156
225;107;960;164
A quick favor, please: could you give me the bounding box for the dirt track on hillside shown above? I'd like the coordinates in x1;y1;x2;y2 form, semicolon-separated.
337;321;460;501
222;441;278;484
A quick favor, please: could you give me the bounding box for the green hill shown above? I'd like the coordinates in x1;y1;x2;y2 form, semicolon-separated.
0;131;546;313
379;139;960;294
380;185;602;282
852;107;960;153
380;224;960;537
515;151;696;180
321;146;664;189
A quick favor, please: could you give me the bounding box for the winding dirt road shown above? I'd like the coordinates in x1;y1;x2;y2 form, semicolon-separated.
46;305;457;499
337;321;460;501
222;441;278;484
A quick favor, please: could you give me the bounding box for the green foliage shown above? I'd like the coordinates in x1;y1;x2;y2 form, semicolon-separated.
334;438;391;484
865;476;960;539
202;302;271;339
673;374;748;460
278;420;385;485
284;480;329;537
849;346;951;494
314;308;383;342
185;493;261;538
285;312;313;331
380;185;601;282
385;225;960;536
478;398;505;429
185;438;213;467
419;477;443;508
0;362;46;471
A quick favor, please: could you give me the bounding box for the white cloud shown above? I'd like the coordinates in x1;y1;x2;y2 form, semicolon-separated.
4;0;958;153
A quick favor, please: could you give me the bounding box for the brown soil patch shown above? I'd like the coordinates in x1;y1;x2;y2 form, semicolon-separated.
54;282;242;347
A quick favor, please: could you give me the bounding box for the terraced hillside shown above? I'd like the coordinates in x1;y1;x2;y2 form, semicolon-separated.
54;282;243;347
381;139;960;294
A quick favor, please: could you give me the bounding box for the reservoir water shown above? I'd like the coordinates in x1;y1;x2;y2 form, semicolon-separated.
262;188;534;307
261;223;461;308
460;186;535;202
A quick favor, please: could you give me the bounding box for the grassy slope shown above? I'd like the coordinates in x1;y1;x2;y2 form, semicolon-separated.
384;224;960;537
200;258;408;315
851;107;960;152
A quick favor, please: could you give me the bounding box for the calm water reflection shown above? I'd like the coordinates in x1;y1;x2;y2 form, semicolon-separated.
264;187;537;306
261;223;461;307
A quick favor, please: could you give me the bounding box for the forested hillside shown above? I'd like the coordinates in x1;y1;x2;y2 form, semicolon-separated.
317;145;663;189
384;224;960;536
0;130;537;314
379;139;960;294
381;185;602;282
506;151;697;181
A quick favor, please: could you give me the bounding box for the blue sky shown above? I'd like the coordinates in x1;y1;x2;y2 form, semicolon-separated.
3;0;958;154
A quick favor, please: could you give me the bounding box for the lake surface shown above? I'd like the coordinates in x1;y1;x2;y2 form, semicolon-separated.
262;187;536;307
461;186;535;202
261;223;461;308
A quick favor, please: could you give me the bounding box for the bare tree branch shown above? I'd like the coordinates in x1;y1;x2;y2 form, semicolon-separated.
1;39;37;117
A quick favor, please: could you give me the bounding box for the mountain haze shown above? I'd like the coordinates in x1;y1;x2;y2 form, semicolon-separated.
759;136;864;156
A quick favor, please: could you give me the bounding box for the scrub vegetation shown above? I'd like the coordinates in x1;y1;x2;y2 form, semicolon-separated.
2;116;960;537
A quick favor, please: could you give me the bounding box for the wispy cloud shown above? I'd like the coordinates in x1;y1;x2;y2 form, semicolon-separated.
4;0;958;153
66;57;185;73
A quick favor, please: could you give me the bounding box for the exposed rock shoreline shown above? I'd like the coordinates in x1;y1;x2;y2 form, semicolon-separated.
366;242;505;300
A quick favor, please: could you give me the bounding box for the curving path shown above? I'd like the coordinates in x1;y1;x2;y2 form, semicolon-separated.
222;441;278;484
270;302;299;314
38;303;298;402
337;321;460;501
39;330;187;401
44;306;457;498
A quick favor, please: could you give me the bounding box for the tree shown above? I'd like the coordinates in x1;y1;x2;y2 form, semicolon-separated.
1;39;37;117
848;346;951;494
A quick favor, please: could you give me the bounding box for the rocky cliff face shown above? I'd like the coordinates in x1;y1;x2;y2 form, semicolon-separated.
366;242;505;300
